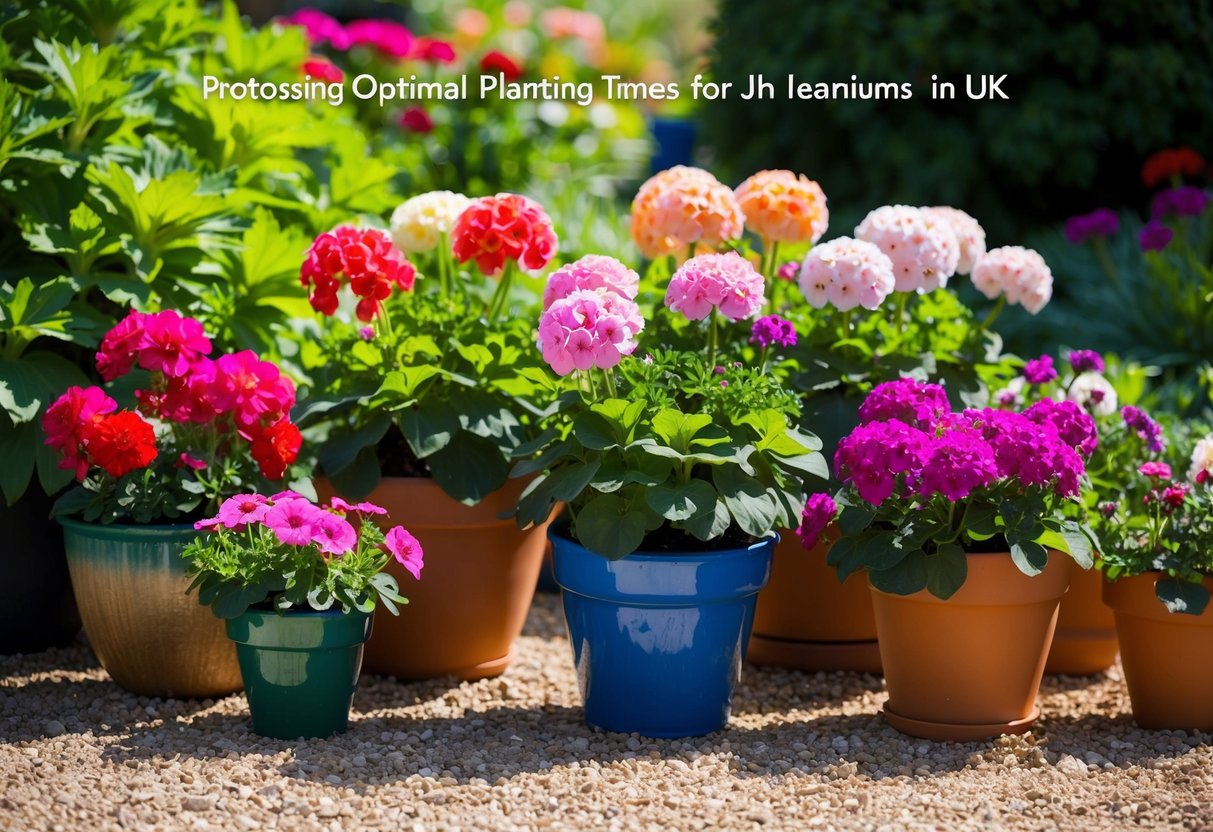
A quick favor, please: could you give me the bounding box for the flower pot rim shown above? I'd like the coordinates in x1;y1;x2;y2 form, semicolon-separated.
1104;571;1213;623
322;475;538;530
58;516;199;539
548;526;777;561
868;548;1071;607
226;605;372;650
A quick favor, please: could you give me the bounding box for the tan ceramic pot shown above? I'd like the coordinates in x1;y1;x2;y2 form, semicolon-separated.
870;550;1070;741
1044;563;1118;675
318;477;554;680
60;519;241;698
748;526;882;672
1104;573;1213;731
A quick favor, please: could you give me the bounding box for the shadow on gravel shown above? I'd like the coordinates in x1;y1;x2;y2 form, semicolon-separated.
1037;712;1212;767
730;666;886;717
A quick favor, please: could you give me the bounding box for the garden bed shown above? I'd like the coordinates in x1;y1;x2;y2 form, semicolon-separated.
2;592;1210;832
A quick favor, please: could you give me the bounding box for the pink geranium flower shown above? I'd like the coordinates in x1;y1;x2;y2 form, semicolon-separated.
383;526;424;580
665;252;765;322
264;498;324;547
138;311;212;378
210;350;297;429
216;494;271;530
95;311;148;381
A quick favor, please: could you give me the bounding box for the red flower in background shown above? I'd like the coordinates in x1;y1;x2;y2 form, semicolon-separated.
42;386;117;479
84;411;158;479
451;193;558;276
301;226;416;321
479;50;523;82
399;106;434;134
1141;147;1206;187
412;37;456;64
248;420;302;481
302;57;344;84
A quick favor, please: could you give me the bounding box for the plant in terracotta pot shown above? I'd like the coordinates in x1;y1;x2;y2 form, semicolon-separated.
294;193;560;680
513;251;828;738
1099;426;1213;730
993;349;1154;674
183;493;422;739
740;198;1021;673
819;377;1099;740
42;310;305;698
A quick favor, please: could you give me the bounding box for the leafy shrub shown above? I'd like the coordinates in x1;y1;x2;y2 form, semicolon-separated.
704;0;1213;238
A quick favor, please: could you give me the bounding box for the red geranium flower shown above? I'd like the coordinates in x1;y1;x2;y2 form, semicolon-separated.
451;193;558;276
412;37;456;64
84;411;158;479
301;226;415;321
1141;147;1206;187
248;420;302;481
399;106;434;134
302;57;344;84
479;50;523;82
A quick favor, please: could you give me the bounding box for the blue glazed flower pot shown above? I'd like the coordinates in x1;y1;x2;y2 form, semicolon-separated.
550;529;774;738
226;608;372;740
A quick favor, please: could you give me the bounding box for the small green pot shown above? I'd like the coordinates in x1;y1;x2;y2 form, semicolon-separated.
225;607;372;739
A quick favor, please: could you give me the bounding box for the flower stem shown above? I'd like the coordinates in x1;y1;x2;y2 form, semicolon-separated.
603;368;618;398
486;260;515;323
437;233;451;300
979;294;1006;331
1092;238;1120;290
708;307;719;370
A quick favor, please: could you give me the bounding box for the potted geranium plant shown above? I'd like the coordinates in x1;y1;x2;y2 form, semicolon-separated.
42;310;304;698
512;251;827;738
740;197;1025;674
294;192;560;681
183;493;422;739
1099;428;1213;730
817;378;1098;740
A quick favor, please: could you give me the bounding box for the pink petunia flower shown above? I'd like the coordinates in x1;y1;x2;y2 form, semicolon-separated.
383;526;424;580
312;512;358;557
216;494;271;530
328;496;388;515
263;498;324;547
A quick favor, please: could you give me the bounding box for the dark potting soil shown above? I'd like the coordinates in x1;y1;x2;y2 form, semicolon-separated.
377;424;433;479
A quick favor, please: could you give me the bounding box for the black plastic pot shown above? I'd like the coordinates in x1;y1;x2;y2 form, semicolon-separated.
0;486;80;654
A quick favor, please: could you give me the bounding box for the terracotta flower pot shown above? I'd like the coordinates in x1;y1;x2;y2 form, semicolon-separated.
317;477;554;680
748;526;882;672
1044;563;1118;675
870;550;1070;741
1104;573;1213;731
60;519;242;698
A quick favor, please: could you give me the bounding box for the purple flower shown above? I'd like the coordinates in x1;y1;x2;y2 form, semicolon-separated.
1139;220;1174;252
834;419;933;505
1067;349;1105;374
359;326;375;341
965;408;1086;497
857;379;950;431
1025;398;1099;457
1150;186;1210;220
1022;355;1059;385
777;261;800;282
1100;502;1116;518
749;314;798;349
797;493;836;550
1064;209;1120;244
917;430;999;501
1122;406;1165;453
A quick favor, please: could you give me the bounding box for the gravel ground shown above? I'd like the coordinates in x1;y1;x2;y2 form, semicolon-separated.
2;592;1211;832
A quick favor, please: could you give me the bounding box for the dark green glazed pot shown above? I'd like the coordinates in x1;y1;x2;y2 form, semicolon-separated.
226;608;372;739
59;517;241;697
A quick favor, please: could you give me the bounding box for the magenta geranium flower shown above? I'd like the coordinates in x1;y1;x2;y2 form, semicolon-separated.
1022;355;1059;385
138;311;213;378
797;493;836;550
264;498;323;547
1138;462;1172;479
384;526;424;580
312;513;358;556
216;494;271;530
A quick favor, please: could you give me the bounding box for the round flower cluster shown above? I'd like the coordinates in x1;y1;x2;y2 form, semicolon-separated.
836;381;1094;506
1141;147;1206;188
196;493;424;579
749;314;797;350
389;191;471;254
665;252;765;322
857;378;951;431
969;246;1053;315
797;492;837;550
854;205;960;293
1189;434;1213;484
1150;186;1209;219
797;237;896;311
922;206;986;275
1066;372;1118;417
538;289;644;376
45;311;301;483
1068;349;1105;374
733;169;829;244
301;225;416;322
630;166;744;259
451;193;557;276
542;254;639;310
1122;405;1165;454
1064;208;1120;244
1022;354;1059;385
1138;220;1173;252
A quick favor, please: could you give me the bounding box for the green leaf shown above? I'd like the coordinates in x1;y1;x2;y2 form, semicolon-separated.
399;401;458;458
868;550;929;595
573;494;648;559
837;505;874;535
1008;536;1049;577
542;458;602;502
964;502;999;538
714;463;777;538
318;414;390;477
377;366;440;402
0;418;37;505
1155;578;1209;615
427;431;509;505
926;542;968;599
645;480;718;523
651;409;714;453
573;410;621;450
510;428;559;459
326;445;382;501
